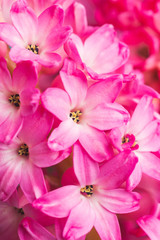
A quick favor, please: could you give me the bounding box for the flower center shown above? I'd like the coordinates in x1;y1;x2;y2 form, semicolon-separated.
15;207;24;215
27;44;39;54
80;185;93;197
69;110;82;123
122;134;139;150
18;144;29;156
8;94;20;108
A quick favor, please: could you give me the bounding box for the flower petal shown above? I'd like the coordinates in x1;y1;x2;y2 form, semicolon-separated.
41;88;70;121
11;0;38;44
33;185;81;218
73;142;100;186
60;58;88;109
126;161;142;191
79;125;112;162
63;198;95;239
48;119;80;151
18;217;56;240
86;102;129;130
20;162;47;202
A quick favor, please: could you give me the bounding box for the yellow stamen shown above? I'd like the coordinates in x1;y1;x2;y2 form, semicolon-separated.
80;185;93;197
8;94;20;108
69;110;82;123
27;44;39;54
18;144;29;156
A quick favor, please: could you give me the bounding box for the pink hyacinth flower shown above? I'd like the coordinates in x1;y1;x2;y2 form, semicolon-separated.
33;146;140;240
0;57;40;143
0;105;71;202
110;95;160;190
0;0;72;67
64;24;129;79
41;59;129;162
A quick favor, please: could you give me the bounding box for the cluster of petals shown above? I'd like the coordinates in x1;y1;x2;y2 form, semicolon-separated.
0;0;159;239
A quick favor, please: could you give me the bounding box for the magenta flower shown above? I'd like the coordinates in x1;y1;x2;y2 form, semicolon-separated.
33;146;140;239
41;59;129;161
0;0;72;67
0;57;39;143
0;106;71;202
64;24;129;79
110;95;160;190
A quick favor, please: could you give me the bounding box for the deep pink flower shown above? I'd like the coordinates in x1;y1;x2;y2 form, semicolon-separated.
33;147;140;239
0;106;71;202
0;57;39;143
41;59;129;161
0;0;72;67
64;24;129;79
110;95;160;190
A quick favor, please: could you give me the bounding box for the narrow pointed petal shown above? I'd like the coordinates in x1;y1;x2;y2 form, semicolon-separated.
137;215;160;240
73;142;100;186
60;59;88;109
63;198;95;239
0;57;12;91
20;162;47;202
41;88;70;121
97;189;140;214
48;119;80;151
97;151;138;189
128;95;154;136
94;203;121;240
86;102;129;130
18;217;56;240
33;185;81;218
79;125;112;162
11;0;38;44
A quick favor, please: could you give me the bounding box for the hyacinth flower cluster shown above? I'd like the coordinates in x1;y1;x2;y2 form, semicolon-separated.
0;0;160;240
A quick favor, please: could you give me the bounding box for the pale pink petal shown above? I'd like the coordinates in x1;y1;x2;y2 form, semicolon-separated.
63;198;95;239
97;151;138;189
139;152;160;181
33;185;80;218
94;203;121;240
137;120;160;152
126;161;142;191
128;95;154;136
137;215;160;240
18;217;56;240
38;52;62;67
37;5;64;46
60;59;87;108
87;42;129;76
9;45;41;63
0;111;23;143
12;61;38;92
0;159;22;201
97;189;140;214
86;102;129;130
0;23;24;47
109;127;125;152
30;141;71;167
84;75;123;110
84;24;116;66
44;26;72;52
48;119;80;151
64;34;84;64
20;88;40;116
18;105;53;147
73;142;100;186
11;0;38;44
79;125;112;162
41;88;70;121
72;2;87;36
20;162;47;202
